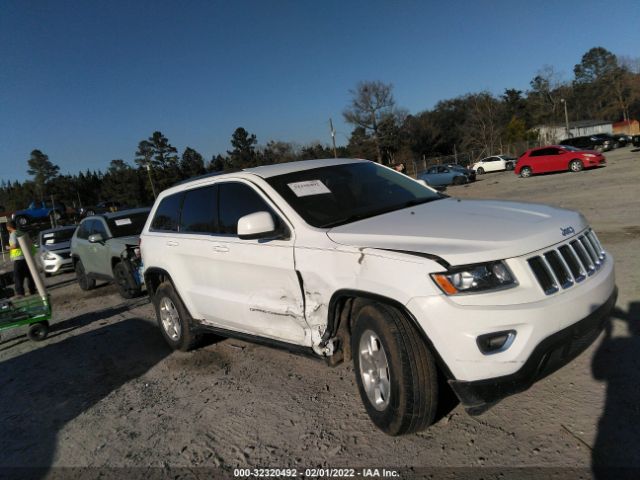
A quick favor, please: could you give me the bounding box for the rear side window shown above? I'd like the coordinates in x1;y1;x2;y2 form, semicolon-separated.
151;193;183;232
181;185;218;234
218;183;278;235
76;220;92;240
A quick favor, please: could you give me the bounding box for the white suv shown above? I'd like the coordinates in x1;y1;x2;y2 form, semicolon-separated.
140;158;616;435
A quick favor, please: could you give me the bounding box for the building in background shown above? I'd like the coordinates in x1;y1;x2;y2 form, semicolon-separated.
535;120;613;144
612;119;640;135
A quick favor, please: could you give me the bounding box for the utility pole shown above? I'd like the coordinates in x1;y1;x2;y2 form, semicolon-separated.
146;163;157;199
561;98;570;138
329;118;338;158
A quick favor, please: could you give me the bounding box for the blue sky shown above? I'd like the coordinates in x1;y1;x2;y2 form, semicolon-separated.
1;0;638;181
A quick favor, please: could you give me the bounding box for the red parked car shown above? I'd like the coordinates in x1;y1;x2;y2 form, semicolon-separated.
515;145;606;178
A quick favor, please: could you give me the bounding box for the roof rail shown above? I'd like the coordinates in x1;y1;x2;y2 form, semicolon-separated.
172;169;243;187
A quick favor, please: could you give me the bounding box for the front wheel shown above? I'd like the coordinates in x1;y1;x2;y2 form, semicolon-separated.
113;262;141;299
15;215;29;227
569;160;584;172
520;166;532;178
75;260;96;291
153;281;202;351
352;303;438;435
28;321;49;341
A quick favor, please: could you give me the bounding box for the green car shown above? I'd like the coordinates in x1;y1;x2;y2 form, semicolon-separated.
70;208;150;299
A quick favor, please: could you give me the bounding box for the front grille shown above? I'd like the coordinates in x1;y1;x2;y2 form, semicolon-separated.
528;229;605;296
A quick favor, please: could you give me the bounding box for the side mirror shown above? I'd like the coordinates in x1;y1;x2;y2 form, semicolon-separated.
88;233;104;243
237;211;276;240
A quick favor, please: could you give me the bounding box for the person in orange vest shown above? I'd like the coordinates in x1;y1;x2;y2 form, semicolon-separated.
6;220;36;297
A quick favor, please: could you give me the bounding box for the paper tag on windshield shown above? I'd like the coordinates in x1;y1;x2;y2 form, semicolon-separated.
287;180;331;197
115;218;132;226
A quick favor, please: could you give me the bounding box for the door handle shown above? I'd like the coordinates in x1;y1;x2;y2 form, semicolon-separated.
166;241;179;247
211;244;229;253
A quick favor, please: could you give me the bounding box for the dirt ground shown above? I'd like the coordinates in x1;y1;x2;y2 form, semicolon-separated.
1;148;639;479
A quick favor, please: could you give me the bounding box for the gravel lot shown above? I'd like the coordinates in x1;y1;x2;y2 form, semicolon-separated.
1;147;639;479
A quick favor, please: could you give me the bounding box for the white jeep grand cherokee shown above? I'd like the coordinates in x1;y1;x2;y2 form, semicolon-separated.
140;158;616;435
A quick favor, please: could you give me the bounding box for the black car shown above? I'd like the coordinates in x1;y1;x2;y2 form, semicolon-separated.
611;134;631;147
592;133;619;149
632;135;640;148
560;135;612;152
444;163;476;182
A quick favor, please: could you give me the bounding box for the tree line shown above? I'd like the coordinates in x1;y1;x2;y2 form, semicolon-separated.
1;46;638;212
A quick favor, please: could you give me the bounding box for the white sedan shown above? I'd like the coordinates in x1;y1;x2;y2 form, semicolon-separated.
471;155;516;174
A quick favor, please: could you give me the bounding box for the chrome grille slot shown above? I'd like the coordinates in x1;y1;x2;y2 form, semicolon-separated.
586;230;605;260
544;250;573;289
580;236;600;267
529;228;606;295
558;244;585;282
571;239;595;274
528;256;558;295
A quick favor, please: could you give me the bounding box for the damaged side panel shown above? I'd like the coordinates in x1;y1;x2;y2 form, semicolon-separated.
294;243;443;354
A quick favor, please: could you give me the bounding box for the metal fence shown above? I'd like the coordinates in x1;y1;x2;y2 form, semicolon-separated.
408;140;541;177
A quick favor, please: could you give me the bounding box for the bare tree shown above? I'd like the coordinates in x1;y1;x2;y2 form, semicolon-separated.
343;81;396;164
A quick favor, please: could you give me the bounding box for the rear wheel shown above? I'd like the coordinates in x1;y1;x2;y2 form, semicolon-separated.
520;166;532;178
452;176;465;185
113;262;141;299
569;159;584;172
153;281;202;351
28;321;49;341
352;302;438;435
75;260;95;291
477;167;485;174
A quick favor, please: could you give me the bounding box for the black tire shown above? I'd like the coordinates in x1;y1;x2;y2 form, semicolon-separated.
153;281;202;351
351;302;438;436
75;260;95;291
477;167;485;174
569;159;584;172
520;166;533;178
506;162;514;171
15;215;29;227
113;262;141;299
28;321;49;341
452;176;465;186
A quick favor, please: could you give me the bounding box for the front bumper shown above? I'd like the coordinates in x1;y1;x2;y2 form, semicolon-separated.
41;254;73;274
449;287;617;412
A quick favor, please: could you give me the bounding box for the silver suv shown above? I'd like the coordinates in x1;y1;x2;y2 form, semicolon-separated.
70;208;149;298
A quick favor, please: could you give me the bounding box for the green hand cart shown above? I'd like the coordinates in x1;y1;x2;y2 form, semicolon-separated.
0;295;52;341
0;232;52;342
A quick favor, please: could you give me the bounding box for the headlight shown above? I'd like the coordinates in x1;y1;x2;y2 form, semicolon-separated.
41;251;58;261
431;261;517;295
584;154;595;158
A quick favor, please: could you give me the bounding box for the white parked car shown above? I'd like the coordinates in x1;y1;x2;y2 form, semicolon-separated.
140;158;616;435
471;155;517;174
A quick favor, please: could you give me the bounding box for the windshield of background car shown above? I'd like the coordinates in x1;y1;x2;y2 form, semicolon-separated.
106;211;150;237
40;228;75;245
265;162;442;228
561;145;581;151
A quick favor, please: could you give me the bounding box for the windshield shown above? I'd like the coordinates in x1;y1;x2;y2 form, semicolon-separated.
40;227;76;245
266;162;443;228
106;211;150;237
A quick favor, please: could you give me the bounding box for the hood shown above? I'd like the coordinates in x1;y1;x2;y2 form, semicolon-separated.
41;240;71;252
326;198;587;266
110;235;140;247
